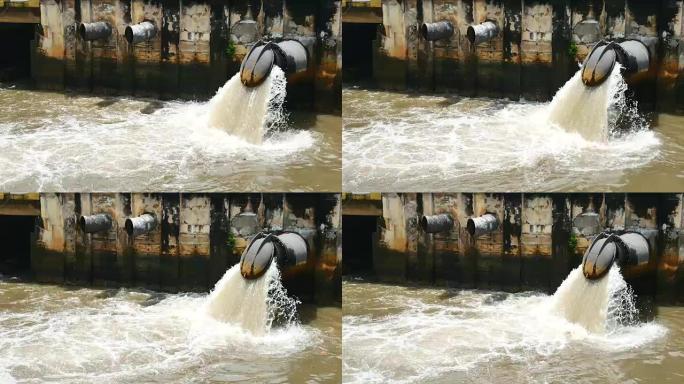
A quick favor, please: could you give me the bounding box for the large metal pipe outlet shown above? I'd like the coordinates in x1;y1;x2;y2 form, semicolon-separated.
125;21;157;44
581;39;651;87
420;21;454;41
582;231;650;280
420;214;454;233
239;231;309;280
125;213;157;237
466;213;499;237
240;39;309;87
79;214;113;233
466;21;499;46
79;21;112;41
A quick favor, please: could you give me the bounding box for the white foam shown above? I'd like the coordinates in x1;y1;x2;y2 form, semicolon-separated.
206;66;288;144
0;273;315;382
0;77;320;191
342;75;661;191
343;270;667;384
204;263;299;336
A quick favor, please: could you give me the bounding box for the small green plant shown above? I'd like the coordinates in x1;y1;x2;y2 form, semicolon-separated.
225;39;236;58
226;231;236;250
567;41;578;58
567;232;578;255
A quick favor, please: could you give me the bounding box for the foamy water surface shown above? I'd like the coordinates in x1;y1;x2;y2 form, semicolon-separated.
343;273;679;384
343;69;684;191
0;275;341;383
0;80;340;191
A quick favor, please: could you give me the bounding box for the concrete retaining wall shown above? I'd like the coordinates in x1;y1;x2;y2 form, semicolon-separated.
348;192;684;303
33;0;342;112
32;192;342;304
365;0;684;112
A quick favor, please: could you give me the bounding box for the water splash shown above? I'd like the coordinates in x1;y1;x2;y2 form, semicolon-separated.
343;274;667;384
204;263;299;336
0;275;318;383
551;266;639;333
546;65;647;141
342;82;668;191
206;66;288;144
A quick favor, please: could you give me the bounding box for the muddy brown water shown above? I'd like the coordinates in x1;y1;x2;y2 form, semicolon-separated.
0;83;341;192
0;275;341;383
343;87;684;192
343;278;684;384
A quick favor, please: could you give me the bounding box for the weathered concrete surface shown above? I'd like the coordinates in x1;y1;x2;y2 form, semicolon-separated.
31;193;341;304
345;193;684;302
33;0;342;112
358;0;684;112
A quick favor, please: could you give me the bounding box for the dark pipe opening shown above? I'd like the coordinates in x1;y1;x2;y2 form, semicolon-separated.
0;215;36;274
0;23;36;81
342;23;378;82
124;219;133;236
420;24;428;39
78;216;87;232
78;24;86;40
342;215;377;274
466;219;475;236
124;26;133;44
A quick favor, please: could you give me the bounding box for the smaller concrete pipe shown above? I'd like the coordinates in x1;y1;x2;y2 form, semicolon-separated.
125;213;157;237
79;214;113;233
420;21;454;41
582;231;651;280
467;21;499;46
125;21;156;44
466;213;499;237
420;214;454;233
240;231;309;279
79;21;112;41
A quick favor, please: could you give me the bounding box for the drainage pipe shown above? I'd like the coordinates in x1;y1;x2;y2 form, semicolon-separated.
466;213;499;237
79;22;112;41
240;39;309;87
125;213;157;237
420;21;454;41
240;231;309;279
420;214;454;233
79;214;113;233
466;21;499;46
125;21;156;44
581;39;651;87
582;231;650;280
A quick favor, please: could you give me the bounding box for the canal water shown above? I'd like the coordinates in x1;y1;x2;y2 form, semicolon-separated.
343;277;680;384
0;82;341;192
0;275;341;383
342;86;684;192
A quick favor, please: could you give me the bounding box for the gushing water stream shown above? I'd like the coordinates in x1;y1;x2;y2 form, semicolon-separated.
0;268;341;383
206;66;288;144
343;66;684;191
205;263;299;336
343;267;670;383
546;66;630;141
0;69;341;191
